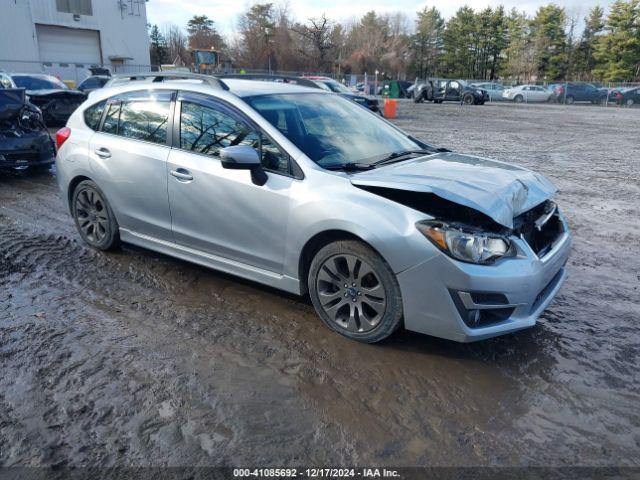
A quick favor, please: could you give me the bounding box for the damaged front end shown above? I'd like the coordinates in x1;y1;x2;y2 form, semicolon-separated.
26;90;86;127
350;152;567;266
0;88;56;171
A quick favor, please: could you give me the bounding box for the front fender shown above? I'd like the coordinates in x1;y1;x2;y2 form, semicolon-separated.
282;173;439;281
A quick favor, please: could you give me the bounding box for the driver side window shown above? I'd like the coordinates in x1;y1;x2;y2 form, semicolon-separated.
180;101;259;156
179;101;291;175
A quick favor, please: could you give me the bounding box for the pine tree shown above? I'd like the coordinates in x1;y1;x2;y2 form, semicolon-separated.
442;6;477;78
501;9;533;81
530;5;568;80
573;7;605;80
594;0;640;81
411;7;444;78
149;25;169;66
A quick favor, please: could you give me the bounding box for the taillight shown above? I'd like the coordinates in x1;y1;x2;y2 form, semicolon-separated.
56;127;71;150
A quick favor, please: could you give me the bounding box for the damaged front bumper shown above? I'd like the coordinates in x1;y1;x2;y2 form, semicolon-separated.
0;132;55;169
397;214;571;342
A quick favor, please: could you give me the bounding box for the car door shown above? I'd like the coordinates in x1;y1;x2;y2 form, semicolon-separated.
446;81;461;101
166;92;295;273
88;89;174;241
530;86;544;102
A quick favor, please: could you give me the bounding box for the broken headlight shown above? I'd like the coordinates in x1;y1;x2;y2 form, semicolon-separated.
416;221;514;265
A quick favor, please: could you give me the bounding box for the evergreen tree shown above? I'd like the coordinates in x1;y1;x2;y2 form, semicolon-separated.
501;9;533;81
187;15;226;51
530;5;567;80
411;7;444;78
594;0;640;81
574;7;605;79
149;24;169;66
442;6;477;78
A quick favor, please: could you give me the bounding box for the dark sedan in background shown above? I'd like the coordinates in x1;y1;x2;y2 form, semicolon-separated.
618;87;640;106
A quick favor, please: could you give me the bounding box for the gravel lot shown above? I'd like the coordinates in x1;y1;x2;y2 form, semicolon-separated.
0;101;639;468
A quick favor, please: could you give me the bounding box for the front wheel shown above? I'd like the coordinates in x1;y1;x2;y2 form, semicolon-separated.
514;95;524;103
308;240;403;343
626;98;635;106
463;95;474;105
71;180;121;251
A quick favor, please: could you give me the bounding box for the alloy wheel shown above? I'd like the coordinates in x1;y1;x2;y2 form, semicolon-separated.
75;187;110;244
315;254;386;333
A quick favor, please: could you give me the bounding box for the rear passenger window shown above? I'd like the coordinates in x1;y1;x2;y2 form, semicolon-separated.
84;100;106;130
102;101;120;135
118;100;170;144
100;91;171;145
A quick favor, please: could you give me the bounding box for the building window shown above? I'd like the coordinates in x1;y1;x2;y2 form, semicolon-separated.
56;0;93;16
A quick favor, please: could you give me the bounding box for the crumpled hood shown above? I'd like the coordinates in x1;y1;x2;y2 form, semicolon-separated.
350;152;557;228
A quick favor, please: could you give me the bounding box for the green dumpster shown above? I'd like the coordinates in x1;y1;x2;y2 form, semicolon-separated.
381;80;412;98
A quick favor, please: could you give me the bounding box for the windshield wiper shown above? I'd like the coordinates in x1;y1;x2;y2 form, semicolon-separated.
373;149;432;166
324;162;376;172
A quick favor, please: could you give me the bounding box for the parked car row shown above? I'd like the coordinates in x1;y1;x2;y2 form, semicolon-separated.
412;78;639;106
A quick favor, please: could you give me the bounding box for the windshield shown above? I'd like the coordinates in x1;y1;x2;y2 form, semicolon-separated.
13;75;68;90
247;93;421;168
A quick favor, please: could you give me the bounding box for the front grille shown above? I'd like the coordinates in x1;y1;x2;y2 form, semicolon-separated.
514;200;564;257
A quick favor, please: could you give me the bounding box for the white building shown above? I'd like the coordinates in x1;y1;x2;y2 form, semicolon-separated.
0;0;151;83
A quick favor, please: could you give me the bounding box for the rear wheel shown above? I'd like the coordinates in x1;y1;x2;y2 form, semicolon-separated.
626;98;635;106
565;95;575;105
463;94;474;105
71;180;120;251
308;240;403;343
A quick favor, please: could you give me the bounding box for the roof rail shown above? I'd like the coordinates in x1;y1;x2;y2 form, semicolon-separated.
108;72;229;90
219;74;319;89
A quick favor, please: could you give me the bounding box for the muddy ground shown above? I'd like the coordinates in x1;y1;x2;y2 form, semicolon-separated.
0;102;639;468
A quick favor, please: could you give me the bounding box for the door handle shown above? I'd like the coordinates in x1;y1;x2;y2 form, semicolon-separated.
170;168;194;182
94;147;111;159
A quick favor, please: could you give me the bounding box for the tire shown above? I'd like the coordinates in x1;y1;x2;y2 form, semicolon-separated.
413;91;423;103
463;94;474;105
565;95;575;105
71;180;121;251
626;98;634;106
307;240;403;343
514;95;524;103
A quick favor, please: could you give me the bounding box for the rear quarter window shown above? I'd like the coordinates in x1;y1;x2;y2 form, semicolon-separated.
83;100;106;130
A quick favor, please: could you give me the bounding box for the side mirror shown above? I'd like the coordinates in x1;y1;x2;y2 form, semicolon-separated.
220;145;261;169
220;145;267;186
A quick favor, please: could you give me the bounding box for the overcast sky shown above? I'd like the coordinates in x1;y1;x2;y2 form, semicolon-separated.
146;0;615;37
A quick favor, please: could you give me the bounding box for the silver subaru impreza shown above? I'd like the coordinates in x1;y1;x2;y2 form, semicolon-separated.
55;73;571;343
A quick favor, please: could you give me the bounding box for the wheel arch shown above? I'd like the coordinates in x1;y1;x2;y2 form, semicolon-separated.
67;175;93;212
297;229;385;295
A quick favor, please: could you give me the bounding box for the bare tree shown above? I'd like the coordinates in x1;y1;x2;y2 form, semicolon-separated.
291;14;336;72
162;23;189;66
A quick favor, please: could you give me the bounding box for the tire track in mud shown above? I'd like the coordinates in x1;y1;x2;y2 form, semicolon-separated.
0;218;354;466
